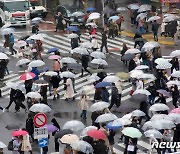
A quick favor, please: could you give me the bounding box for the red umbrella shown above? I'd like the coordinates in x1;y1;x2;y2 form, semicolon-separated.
87;129;106;140
170;108;180;114
20;72;36;80
12;130;28;137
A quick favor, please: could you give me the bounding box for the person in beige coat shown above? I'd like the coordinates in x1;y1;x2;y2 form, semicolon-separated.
21;134;32;154
64;78;75;101
78;94;89;119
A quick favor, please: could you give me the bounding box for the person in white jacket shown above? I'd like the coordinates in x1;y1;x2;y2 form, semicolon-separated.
78;93;89;119
91;36;99;51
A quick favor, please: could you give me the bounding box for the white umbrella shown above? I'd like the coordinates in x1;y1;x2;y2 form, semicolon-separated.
71;11;85;17
80;42;93;48
29;103;51;113
28;34;44;41
91;59;108;66
168;113;180;124
88;74;100;82
163;16;176;23
32;17;42;23
151;114;172;121
149;103;169;112
144;129;163;139
60;71;76;78
68;33;79;39
71;140;94;153
170;50;180;57
171;71;180;78
15;40;27;48
61;57;77;64
6;81;18;89
136;13;147;21
89;101;109;112
90;51;106;59
122;113;132;120
95;113;118;123
166;80;180;86
125;48;141;54
85;22;97;27
103;75;120;82
16;58;30;66
127;4;139;10
133;89;151;96
79;85;95;95
63;120;85;131
154;58;169;64
80;126;98;137
112;118;132;126
0;27;15;35
16;84;26;93
0;53;9;59
44;71;58;76
117;7;128;11
164;13;176;18
136;73;156;80
156;63;172;69
28;60;45;67
135;65;149;70
89;12;100;20
142;121;153;131
71;47;89;55
131;110;145;117
151;119;175;130
138;7;150;13
147;16;161;22
26;92;41;99
0;141;7;148
130;70;143;78
142;41;160;51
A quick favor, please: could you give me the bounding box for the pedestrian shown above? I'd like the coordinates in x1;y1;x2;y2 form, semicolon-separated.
162;129;172;154
101;87;109;102
91;110;101;128
3;34;10;48
78;93;89;120
99;123;110;148
108;129;116;154
94;139;108;154
100;30;108;53
50;75;61;100
152;20;159;41
25;113;34;142
9;33;16;55
31;44;38;60
169;20;178;39
12;137;22;154
71;37;79;49
6;88;17;111
170;57;179;73
54;12;65;32
121;43;128;65
170;85;179;108
43;73;53;96
31;67;40;81
52;59;61;75
40;85;48;104
146;81;157;105
108;19;115;38
140;100;150;121
155;93;166;104
32;23;39;34
93;80;102;102
24;79;33;94
109;83;120;110
17;47;24;59
173;124;180;152
20;133;33;154
133;32;142;48
24;44;31;59
81;54;91;77
36;39;43;60
116;13;124;32
136;79;144;90
115;80;122;105
64;78;75;101
91;35;99;51
128;58;137;72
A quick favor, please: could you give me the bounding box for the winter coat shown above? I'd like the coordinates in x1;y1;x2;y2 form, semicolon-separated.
26;117;34;135
81;55;89;69
10;88;17;101
71;38;79;49
152;22;159;33
101;88;109;102
21;134;32;152
173;124;180;142
50;75;61;88
129;59;136;72
78;96;89;110
64;78;75;99
102;31;107;43
146;85;157;97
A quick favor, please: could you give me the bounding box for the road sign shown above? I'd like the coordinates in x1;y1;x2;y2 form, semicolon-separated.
38;138;48;148
33;113;47;127
34;127;48;139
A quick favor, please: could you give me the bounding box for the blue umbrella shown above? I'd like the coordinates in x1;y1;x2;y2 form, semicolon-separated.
108;16;119;21
86;7;96;12
26;39;35;44
95;82;111;88
48;48;59;53
106;122;122;130
67;26;79;32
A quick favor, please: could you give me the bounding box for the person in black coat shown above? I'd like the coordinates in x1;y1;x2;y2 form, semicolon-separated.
170;57;179;73
26;113;34;141
108;129;116;154
24;79;33;94
91;111;101;128
81;55;91;76
54;12;65;32
40;85;48;104
129;59;137;72
6;88;17;110
155;93;166;104
14;89;26;113
71;38;79;49
133;32;142;48
173;124;180;152
170;85;179;108
152;20;159;41
32;23;39;34
94;140;108;154
50;75;61;100
100;30;108;53
140;101;150;121
109;83;120;110
146;81;157;105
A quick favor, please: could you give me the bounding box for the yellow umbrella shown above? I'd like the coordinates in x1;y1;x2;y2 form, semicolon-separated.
116;72;130;80
60;134;79;144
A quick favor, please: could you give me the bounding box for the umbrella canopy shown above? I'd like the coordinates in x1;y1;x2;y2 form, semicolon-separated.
163;16;176;22
63;120;85;132
60;134;79;144
138;4;151;12
61;57;77;64
166;80;180;86
150;114;171;121
26;92;41;99
55;129;73;139
0;27;15;35
86;7;96;12
48;55;61;60
127;4;139;10
44;71;58;77
68;63;83;71
32;17;42;23
170;50;180;57
147;16;161;22
157;89;171;97
106;122;122;130
0;141;7;148
102;75;120;82
142;41;160;51
116;72;130;80
71;11;84;17
0;53;9;59
47;47;59;53
16;58;30;66
60;71;76;78
12;130;28;137
142;121;153;131
170;108;180;114
121;54;135;61
28;34;44;41
28;60;45;67
68;33;79;39
95;81;111;88
80;42;93;48
122;127;142;138
136;73;156;80
135;65;149;70
154;58;168;64
151;119;175;130
144;129;163;139
88;74;100;82
131;110;146;117
67;26;79;32
133;89;151;96
130;70;143;78
6;81;18;89
20;72;36;80
108;15;119;21
95;113;118;123
89;101;110;112
90;51;106;59
113;118;132;126
168;113;180;124
42;124;58;133
80;126;98;137
91;59;108;66
131;93;147;102
15;40;27;48
89;13;100;20
87;129;106;140
33;79;48;86
149;103;169;112
125;48;141;54
171;71;180;78
71;140;94;153
29;103;51;113
72;47;89;55
156;63;172;69
117;7;128;11
136;13;147;21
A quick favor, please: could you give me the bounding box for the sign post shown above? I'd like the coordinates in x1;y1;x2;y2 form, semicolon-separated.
33;113;47;128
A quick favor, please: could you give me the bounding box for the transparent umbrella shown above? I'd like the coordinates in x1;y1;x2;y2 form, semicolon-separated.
95;113;118;123
89;101;110;112
63;120;85;132
29;104;51;113
149;103;169;112
144;129;163;139
80;126;98;137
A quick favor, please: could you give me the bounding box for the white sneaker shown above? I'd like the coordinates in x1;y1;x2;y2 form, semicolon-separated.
2;108;5;112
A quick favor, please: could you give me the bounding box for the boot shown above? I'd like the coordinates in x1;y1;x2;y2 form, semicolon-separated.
57;93;60;99
53;95;56;100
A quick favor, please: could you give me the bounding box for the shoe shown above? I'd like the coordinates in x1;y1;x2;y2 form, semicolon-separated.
49;93;52;96
73;97;75;101
57;94;60;98
65;98;68;102
2;108;5;112
53;96;56;100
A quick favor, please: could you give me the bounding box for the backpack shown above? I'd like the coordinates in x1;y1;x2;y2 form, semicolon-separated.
7;139;14;151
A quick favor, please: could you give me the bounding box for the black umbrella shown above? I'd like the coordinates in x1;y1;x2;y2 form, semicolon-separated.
131;94;147;102
121;54;135;61
55;129;73;139
6;124;22;130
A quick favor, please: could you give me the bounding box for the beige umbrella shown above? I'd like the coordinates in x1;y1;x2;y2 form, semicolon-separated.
59;134;79;144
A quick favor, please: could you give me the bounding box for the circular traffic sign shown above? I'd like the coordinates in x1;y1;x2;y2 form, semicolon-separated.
33;113;47;127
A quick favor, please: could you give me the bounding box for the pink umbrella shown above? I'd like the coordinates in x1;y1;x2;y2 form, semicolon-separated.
20;72;36;80
48;55;61;60
170;108;180;114
12;130;28;137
